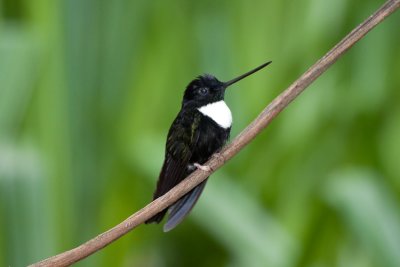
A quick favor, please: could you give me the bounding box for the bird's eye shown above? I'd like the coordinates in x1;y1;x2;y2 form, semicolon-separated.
199;87;209;96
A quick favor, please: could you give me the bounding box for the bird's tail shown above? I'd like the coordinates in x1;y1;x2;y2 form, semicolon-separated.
163;179;208;232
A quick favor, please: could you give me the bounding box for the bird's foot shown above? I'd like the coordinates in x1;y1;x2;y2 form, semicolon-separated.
194;163;212;172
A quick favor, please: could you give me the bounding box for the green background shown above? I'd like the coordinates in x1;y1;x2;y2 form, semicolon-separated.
1;0;400;266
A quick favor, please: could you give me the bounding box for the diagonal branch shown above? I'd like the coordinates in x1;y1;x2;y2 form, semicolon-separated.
30;0;400;266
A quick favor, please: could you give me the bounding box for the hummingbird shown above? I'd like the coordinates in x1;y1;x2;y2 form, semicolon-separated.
145;61;272;232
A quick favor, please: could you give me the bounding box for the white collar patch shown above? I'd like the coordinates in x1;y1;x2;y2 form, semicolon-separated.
198;100;232;129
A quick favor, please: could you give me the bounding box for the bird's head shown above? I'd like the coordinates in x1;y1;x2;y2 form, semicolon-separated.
182;74;225;108
182;61;272;108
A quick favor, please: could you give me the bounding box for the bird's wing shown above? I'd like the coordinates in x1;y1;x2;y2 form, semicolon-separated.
145;110;202;225
152;111;201;199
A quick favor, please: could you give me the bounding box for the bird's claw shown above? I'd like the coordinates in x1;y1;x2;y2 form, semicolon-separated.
194;163;212;172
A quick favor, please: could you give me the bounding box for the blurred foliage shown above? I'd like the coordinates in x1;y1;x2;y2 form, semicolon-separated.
0;0;400;266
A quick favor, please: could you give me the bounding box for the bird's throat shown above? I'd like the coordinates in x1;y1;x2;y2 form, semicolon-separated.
198;100;232;129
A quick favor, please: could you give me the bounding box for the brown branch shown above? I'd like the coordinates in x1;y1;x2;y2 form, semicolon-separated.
30;0;400;266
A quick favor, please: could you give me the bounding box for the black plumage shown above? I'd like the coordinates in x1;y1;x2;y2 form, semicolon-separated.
145;61;271;231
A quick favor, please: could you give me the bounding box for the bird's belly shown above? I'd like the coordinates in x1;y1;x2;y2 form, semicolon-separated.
192;117;230;163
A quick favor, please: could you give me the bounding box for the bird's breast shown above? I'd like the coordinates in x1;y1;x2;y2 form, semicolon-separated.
197;100;232;129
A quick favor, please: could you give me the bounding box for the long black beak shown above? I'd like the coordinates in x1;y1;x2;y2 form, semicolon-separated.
224;61;272;88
